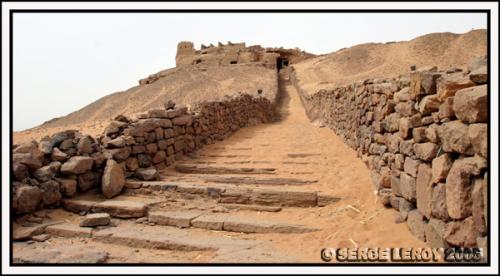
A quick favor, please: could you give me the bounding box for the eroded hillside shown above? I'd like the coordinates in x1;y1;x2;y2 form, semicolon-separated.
293;29;486;95
14;65;278;143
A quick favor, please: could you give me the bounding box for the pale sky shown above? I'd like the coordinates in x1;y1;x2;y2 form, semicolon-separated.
13;13;487;131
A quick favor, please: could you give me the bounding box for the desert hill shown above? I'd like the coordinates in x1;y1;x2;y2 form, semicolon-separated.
14;65;278;143
293;29;487;95
14;29;487;143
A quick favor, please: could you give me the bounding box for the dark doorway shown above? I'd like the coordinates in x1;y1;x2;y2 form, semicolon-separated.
277;57;289;70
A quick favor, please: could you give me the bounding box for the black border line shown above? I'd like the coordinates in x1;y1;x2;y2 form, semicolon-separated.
3;4;495;273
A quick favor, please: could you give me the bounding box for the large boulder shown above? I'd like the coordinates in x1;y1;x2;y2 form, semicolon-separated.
437;120;473;155
453;85;487;123
77;171;99;192
77;135;94;154
431;183;450;221
413;142;438;161
446;156;487;219
57;178;77;197
13;163;29;181
436;73;475;101
12;140;44;169
101;159;125;198
61;156;94;174
416;163;433;219
40;180;62;206
33;165;55;182
13;185;43;214
469;66;487;84
407;209;426;241
444;217;478;247
468;123;487;158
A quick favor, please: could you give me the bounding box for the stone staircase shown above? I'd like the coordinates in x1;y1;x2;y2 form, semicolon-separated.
13;72;429;263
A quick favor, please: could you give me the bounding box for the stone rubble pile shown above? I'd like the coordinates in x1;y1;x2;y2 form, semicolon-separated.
291;58;488;251
12;94;277;215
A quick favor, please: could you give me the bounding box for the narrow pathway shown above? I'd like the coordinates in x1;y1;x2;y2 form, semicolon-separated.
160;71;427;261
14;72;426;263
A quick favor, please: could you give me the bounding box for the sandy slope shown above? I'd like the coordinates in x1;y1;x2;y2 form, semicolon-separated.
14;65;277;144
293;29;487;95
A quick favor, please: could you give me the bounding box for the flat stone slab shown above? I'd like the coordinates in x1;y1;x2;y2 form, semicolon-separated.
80;213;111;227
148;210;202;228
62;198;99;214
45;223;93;238
127;181;340;207
220;203;282;212
199;175;317;185
175;164;276;175
13;245;108;263
189;213;318;233
13;222;62;241
13;225;45;241
93;225;221;251
92;200;147;218
191;214;225;230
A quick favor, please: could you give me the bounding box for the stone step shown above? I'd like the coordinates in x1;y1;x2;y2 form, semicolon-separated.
62;198;148;218
126;181;340;207
219;203;282;212
45;223;93;238
212;146;252;151
287;153;321;158
148;211;318;233
175;164;276;175
92;223;258;252
13;244;108;264
198;175;317;185
198;154;251;158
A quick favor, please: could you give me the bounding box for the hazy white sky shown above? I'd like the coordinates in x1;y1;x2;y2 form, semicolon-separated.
13;12;486;131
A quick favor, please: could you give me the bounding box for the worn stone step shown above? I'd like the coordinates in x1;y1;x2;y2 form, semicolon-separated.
92;223;256;252
148;211;318;233
212;147;252;151
198;154;251;158
175;164;276;175
199;175;317;185
127;181;340;207
92;200;147;218
13;221;62;241
287;153;321;158
62;198;100;214
45;223;93;238
13;244;108;263
219;203;282;212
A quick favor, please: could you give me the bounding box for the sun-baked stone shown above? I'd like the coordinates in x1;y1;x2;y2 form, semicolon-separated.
453;85;487;123
101;159;125;199
61;156;94;175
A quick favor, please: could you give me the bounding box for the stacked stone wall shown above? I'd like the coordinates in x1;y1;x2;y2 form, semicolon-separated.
12;94;278;215
290;61;488;252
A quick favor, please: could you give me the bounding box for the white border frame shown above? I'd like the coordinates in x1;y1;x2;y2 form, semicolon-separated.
1;1;498;275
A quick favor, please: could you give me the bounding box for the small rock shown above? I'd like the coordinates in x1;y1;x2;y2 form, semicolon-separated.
31;234;51;242
79;213;111;227
135;167;159;181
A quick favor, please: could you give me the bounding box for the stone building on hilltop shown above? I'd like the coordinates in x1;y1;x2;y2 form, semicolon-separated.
175;41;314;70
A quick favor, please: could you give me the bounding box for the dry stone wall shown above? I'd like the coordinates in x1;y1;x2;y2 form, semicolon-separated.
291;60;488;251
12;94;278;215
